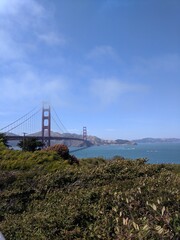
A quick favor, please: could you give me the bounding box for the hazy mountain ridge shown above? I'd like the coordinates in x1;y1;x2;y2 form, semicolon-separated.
28;131;135;146
134;138;180;143
6;131;180;147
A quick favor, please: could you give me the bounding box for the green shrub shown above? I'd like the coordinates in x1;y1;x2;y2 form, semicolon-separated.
0;151;179;239
45;144;69;159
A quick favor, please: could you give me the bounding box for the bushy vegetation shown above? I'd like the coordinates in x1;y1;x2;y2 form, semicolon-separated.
0;134;9;148
0;142;179;239
45;144;79;165
17;137;44;152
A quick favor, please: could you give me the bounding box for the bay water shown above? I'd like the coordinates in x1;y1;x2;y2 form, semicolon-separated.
70;143;180;164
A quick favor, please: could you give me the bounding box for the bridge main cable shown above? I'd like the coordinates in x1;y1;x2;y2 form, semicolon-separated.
1;108;41;134
51;106;69;133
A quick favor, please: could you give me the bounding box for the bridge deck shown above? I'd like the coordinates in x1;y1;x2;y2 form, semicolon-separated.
6;136;85;141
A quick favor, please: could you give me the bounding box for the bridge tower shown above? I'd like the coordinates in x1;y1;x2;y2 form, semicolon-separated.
42;104;51;147
83;126;87;141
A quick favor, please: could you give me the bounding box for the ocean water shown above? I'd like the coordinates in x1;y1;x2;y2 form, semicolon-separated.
70;143;180;164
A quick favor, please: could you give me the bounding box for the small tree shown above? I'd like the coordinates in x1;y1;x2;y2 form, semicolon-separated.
17;137;44;152
0;133;9;148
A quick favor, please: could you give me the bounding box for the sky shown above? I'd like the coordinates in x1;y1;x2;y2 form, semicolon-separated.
0;0;180;140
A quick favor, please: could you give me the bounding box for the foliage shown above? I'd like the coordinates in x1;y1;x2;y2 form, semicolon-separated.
0;133;9;148
45;144;70;159
45;144;79;165
17;137;44;152
0;148;179;239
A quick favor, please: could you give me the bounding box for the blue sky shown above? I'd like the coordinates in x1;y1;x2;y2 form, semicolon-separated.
0;0;180;140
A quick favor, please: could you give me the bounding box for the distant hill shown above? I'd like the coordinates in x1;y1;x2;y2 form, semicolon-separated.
134;138;180;143
28;131;135;146
8;132;179;147
115;139;137;145
28;131;103;147
28;131;91;147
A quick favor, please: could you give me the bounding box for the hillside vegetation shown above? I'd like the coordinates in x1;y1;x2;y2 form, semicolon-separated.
0;142;179;239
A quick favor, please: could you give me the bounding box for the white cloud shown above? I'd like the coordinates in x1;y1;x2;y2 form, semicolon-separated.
0;0;70;112
0;0;66;63
88;45;118;60
0;70;69;104
0;30;24;62
90;78;146;105
0;0;23;15
38;32;66;46
0;0;44;17
0;0;46;63
132;54;180;75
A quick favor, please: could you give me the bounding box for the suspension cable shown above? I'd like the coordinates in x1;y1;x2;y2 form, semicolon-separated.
0;106;39;131
51;106;69;133
51;115;64;133
5;108;41;134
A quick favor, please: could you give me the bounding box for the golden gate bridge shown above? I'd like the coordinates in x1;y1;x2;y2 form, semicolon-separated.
0;103;89;147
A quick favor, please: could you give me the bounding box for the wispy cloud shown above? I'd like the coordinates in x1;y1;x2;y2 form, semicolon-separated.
38;32;67;46
132;54;180;75
0;0;69;108
0;0;45;63
0;68;69;105
0;30;24;62
90;78;147;105
0;0;44;17
87;45;120;61
0;0;67;63
0;0;45;31
88;45;114;57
